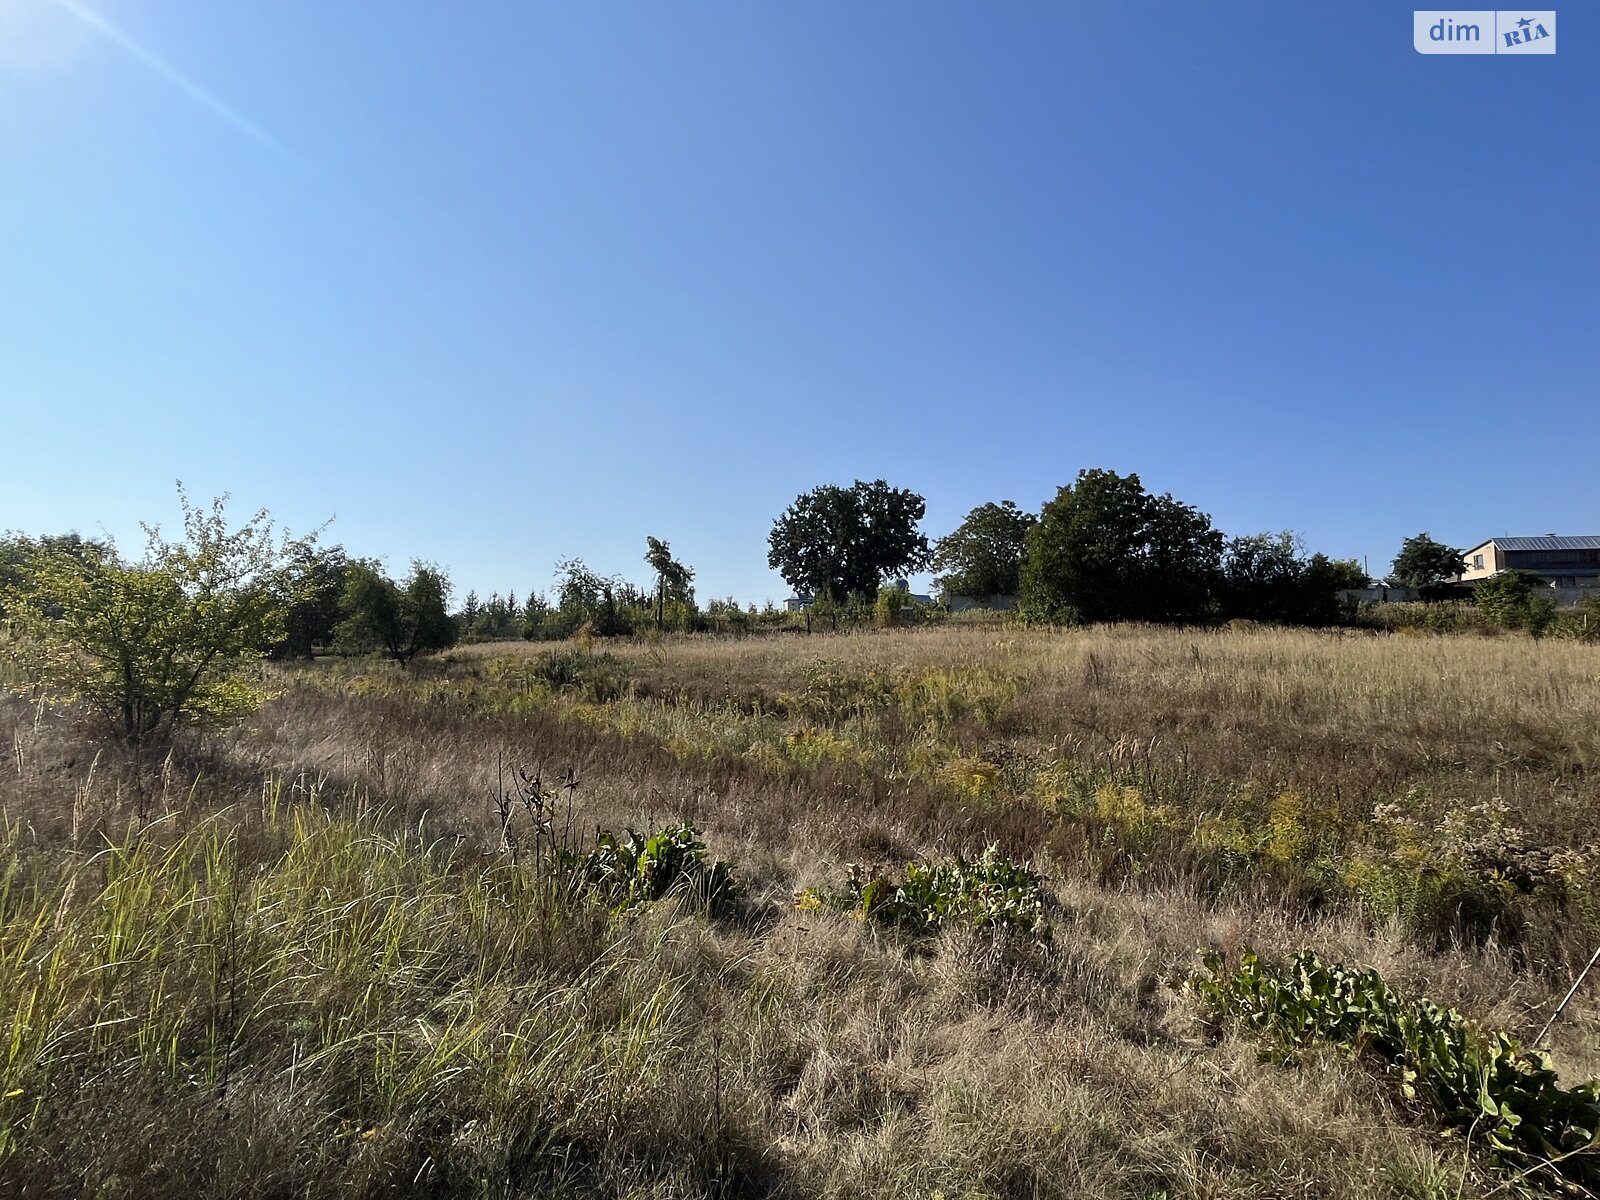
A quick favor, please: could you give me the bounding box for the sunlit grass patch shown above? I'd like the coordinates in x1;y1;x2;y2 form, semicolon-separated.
0;796;743;1190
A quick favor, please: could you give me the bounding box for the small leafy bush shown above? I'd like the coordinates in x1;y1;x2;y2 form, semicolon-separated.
1475;570;1557;636
1546;600;1600;642
873;586;907;628
1356;602;1500;636
524;648;632;702
798;845;1051;942
573;823;737;914
946;755;1001;798
1196;949;1600;1187
490;768;736;914
1346;798;1582;948
782;726;863;767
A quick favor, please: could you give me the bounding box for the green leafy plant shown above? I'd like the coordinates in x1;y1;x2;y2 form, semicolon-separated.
488;766;735;914
1196;949;1600;1187
798;845;1051;942
873;584;907;628
575;823;737;914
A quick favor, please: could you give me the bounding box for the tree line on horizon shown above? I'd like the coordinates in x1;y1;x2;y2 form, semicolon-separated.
0;473;1489;675
0;475;1541;663
0;481;1587;748
767;470;1372;627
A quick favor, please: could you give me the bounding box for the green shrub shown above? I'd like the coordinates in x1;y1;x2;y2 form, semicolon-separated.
525;648;632;702
1196;949;1600;1187
3;492;321;744
1345;798;1582;949
1547;595;1600;642
572;823;737;914
798;845;1051;942
873;586;907;628
1355;602;1499;636
1475;570;1558;636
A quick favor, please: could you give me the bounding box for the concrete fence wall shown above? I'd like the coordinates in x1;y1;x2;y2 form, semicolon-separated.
1339;587;1420;604
945;594;1021;613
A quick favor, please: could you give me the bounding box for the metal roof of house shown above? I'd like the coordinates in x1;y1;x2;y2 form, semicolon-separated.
1481;536;1600;551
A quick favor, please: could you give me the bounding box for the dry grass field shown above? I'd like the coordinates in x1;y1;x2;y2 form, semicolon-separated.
4;621;1600;1198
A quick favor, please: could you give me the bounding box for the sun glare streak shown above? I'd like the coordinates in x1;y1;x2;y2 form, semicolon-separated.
46;0;298;165
33;0;459;299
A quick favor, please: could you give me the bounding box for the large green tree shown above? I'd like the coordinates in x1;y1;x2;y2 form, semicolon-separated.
767;479;931;602
931;500;1036;598
1021;469;1222;624
272;544;350;659
1390;533;1465;589
334;560;457;666
1221;532;1368;625
1220;532;1305;622
644;537;695;629
1;493;317;745
549;558;649;637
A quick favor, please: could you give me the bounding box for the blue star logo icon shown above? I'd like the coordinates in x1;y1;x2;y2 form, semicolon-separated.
1517;15;1534;28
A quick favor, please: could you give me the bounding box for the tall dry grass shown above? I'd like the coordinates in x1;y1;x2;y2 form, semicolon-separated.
3;621;1599;1197
434;625;1600;960
452;622;1600;820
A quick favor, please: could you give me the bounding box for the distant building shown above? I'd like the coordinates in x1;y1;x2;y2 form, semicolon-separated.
783;591;813;613
1459;536;1600;600
887;579;933;605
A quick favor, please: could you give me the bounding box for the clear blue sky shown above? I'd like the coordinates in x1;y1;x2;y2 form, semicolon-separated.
2;2;1594;603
